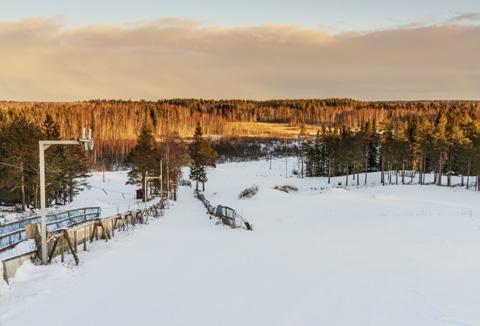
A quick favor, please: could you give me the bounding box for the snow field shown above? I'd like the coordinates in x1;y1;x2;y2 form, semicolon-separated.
1;158;479;326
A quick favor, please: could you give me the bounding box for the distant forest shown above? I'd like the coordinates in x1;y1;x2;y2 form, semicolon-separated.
1;99;479;164
1;99;479;209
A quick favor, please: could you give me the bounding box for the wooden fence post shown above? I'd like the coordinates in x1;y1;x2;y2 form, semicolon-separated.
73;230;78;253
83;228;87;251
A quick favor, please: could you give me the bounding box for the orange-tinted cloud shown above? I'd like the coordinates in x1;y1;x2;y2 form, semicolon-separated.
0;18;478;100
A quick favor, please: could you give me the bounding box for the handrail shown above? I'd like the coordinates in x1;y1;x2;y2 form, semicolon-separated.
0;207;100;231
195;192;253;231
0;207;101;250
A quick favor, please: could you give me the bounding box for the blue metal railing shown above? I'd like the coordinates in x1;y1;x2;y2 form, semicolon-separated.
0;207;101;250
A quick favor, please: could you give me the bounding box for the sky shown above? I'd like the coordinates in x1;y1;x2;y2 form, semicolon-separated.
1;0;479;32
0;1;479;101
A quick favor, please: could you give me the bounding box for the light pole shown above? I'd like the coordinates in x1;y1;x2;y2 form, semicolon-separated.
39;129;93;265
144;176;161;211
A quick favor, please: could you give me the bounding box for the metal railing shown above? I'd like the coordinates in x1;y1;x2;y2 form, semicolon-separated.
196;192;252;231
0;207;101;250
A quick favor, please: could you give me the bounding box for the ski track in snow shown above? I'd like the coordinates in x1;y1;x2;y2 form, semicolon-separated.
1;158;480;326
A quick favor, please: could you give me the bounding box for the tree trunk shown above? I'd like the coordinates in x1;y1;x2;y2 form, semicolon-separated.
327;162;331;184
142;170;147;200
388;162;392;185
33;183;38;209
301;156;304;178
423;157;427;184
447;150;452;187
364;156;368;185
437;156;442;186
202;181;205;191
395;163;398;185
20;165;26;211
466;161;470;189
345;165;349;186
410;162;414;183
419;155;423;185
402;161;405;184
381;160;385;186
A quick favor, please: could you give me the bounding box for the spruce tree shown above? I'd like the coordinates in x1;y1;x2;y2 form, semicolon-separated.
125;125;158;198
433;111;448;185
0;116;42;210
189;123;218;191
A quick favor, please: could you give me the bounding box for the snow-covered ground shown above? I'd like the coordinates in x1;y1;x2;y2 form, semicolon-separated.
0;171;144;225
60;170;145;217
1;158;480;326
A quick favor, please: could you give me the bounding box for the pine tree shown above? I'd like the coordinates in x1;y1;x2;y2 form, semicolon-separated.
445;109;470;186
189;123;218;191
43;114;66;205
304;139;316;177
432;112;448;185
125;125;158;198
0;116;42;210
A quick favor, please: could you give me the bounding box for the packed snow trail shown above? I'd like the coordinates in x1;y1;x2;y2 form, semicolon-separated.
0;185;222;325
1;159;480;326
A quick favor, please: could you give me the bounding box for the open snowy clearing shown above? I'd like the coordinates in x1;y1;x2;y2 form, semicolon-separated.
1;158;480;326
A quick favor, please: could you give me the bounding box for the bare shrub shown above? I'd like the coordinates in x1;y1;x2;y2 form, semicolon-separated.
239;185;259;199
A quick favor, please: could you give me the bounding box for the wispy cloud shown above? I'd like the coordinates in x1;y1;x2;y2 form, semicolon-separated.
449;12;480;22
0;18;478;101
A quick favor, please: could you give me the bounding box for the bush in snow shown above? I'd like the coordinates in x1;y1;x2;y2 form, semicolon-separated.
239;185;259;199
274;185;298;193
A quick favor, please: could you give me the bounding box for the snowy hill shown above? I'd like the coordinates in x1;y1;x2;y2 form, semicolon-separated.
1;158;480;326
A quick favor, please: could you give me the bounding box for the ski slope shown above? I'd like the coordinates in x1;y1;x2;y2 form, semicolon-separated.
1;159;480;326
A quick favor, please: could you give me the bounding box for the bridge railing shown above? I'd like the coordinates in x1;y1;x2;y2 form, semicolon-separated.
0;207;101;250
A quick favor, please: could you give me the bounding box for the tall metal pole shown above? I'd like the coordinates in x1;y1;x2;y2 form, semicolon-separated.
285;140;288;179
160;159;163;207
144;174;147;211
166;146;170;208
39;142;48;264
38;132;93;265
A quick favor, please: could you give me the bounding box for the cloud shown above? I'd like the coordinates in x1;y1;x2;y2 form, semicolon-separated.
449;12;480;22
0;17;478;101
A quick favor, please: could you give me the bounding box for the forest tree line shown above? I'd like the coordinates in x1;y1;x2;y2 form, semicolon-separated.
0;115;215;212
0;115;90;210
1;99;478;164
1;100;479;211
302;107;480;190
